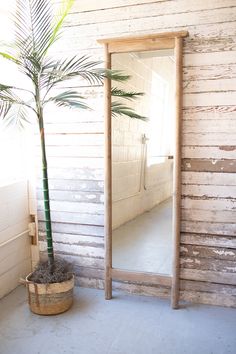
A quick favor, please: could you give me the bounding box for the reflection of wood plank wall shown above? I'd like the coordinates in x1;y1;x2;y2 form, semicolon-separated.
37;0;236;306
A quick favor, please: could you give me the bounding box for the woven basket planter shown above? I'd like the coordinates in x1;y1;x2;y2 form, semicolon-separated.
24;274;74;315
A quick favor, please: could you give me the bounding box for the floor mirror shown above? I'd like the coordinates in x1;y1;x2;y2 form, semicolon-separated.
98;31;188;309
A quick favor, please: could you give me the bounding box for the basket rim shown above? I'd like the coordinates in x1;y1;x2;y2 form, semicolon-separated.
25;272;75;286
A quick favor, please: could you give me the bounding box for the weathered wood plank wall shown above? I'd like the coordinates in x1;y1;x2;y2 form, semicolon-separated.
38;0;236;306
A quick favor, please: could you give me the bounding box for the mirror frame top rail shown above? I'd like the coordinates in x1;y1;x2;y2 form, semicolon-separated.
98;30;189;309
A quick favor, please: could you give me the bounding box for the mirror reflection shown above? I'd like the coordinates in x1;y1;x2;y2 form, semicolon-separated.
112;49;175;275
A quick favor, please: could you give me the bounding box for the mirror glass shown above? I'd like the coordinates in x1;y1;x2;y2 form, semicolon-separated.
112;49;175;275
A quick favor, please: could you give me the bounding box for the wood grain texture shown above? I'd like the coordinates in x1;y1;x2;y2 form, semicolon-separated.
171;37;183;309
104;44;112;300
111;268;171;287
180;245;236;261
180;269;236;286
180;290;236;307
181;233;236;249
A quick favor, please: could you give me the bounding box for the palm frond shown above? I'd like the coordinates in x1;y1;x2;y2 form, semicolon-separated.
0;52;20;64
0;100;12;118
14;0;53;59
45;90;89;110
44;0;74;53
0;84;36;119
0;88;20;118
111;87;144;100
111;102;147;121
2;104;30;130
11;0;74;86
41;55;103;94
102;69;131;82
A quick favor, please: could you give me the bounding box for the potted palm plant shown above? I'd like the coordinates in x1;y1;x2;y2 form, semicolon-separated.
0;0;145;315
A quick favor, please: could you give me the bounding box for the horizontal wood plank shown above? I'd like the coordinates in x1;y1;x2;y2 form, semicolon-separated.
181;257;236;273
181;233;236;249
111;268;171;286
182;133;236;146
180;279;236;295
113;281;171;298
182;184;236;198
183;106;236;120
180;245;236;261
180;290;236;307
38;210;104;226
39;240;104;258
38;221;104;237
180;269;236;285
182;159;236;173
37;189;103;203
181;198;236;212
182;208;236;223
181;221;236;237
182;171;236;185
183;119;236;133
70;0;236;23
182;147;236;159
37;200;104;215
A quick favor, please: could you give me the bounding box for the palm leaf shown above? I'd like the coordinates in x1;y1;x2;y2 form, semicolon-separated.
44;0;74;54
41;55;103;94
1;104;31;130
111;87;144;100
14;0;53;59
102;69;131;82
111;102;147;121
0;52;20;64
0;84;35;118
46;90;89;109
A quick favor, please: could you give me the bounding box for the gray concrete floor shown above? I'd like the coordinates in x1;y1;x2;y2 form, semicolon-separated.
113;198;173;274
0;286;236;354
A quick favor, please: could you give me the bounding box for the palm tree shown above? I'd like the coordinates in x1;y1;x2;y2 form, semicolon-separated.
0;0;145;272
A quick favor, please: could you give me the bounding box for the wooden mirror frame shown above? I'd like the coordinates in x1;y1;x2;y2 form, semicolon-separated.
98;30;189;309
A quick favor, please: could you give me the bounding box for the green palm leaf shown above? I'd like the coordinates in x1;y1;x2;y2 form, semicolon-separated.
3;105;30;129
41;56;103;93
102;69;131;82
46;90;89;110
111;87;144;100
111;102;147;120
45;0;74;53
0;52;19;64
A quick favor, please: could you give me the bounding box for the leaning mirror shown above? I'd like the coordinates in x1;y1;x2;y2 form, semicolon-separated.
98;31;188;308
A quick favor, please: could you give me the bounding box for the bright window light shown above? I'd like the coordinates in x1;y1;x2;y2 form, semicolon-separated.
146;71;174;166
0;1;34;186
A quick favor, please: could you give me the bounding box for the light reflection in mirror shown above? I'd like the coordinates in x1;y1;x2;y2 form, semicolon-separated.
112;49;175;275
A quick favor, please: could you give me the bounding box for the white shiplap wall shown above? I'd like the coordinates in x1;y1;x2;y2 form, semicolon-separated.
0;181;32;298
38;0;236;306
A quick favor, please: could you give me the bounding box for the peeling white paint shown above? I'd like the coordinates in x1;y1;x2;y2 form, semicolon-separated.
181;247;188;252
211;160;218;165
87;195;96;199
193;251;200;256
214;250;235;257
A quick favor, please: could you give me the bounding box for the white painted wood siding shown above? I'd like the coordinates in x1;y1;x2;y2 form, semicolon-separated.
0;181;31;299
37;0;236;307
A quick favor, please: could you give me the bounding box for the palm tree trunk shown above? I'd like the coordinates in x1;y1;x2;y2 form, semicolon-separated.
39;114;54;268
